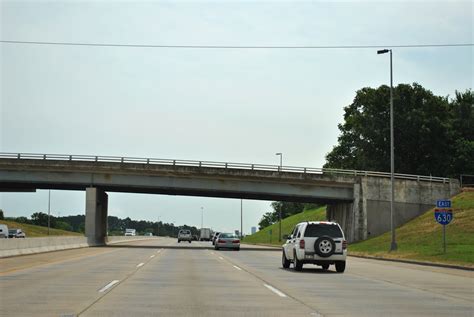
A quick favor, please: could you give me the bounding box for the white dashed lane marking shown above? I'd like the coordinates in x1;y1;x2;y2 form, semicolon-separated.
264;284;287;298
233;265;242;271
136;263;144;268
98;280;120;293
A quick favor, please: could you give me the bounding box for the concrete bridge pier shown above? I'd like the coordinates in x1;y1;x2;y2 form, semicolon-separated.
85;187;108;246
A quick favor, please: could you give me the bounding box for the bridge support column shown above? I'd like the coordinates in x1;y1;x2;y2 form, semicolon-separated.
85;187;108;246
327;203;355;242
327;183;364;243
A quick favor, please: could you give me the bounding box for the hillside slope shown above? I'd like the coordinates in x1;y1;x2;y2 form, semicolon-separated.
0;220;82;237
243;206;326;245
350;191;474;267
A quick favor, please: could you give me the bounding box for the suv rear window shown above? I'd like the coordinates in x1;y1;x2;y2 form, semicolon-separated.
304;224;343;238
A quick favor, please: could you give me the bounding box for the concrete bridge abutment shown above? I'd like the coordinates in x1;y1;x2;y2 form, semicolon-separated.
327;177;460;243
85;187;108;246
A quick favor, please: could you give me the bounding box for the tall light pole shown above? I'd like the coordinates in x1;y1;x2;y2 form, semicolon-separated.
275;153;283;242
377;48;397;251
201;207;204;229
47;190;51;236
157;215;161;236
240;199;243;239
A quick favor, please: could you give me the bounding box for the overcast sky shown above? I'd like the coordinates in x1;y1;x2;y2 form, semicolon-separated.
0;0;472;234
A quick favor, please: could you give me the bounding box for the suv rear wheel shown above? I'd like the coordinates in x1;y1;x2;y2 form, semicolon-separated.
282;251;290;269
293;251;303;271
335;261;346;273
314;236;335;258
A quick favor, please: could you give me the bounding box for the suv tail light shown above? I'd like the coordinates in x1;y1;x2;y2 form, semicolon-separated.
232;240;240;243
299;239;305;249
342;240;347;250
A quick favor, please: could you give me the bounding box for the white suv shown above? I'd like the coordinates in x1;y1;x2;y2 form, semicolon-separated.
178;230;192;243
282;221;347;272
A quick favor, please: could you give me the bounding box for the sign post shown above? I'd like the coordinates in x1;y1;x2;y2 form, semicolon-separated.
435;200;453;253
269;229;272;244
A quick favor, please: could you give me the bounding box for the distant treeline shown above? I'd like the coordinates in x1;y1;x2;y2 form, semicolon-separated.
4;211;199;237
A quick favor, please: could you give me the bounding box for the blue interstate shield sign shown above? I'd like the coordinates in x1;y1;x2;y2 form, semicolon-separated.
434;208;453;225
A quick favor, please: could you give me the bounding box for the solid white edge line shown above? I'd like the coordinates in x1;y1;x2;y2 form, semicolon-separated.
233;265;242;271
137;262;145;268
264;284;287;298
99;280;120;293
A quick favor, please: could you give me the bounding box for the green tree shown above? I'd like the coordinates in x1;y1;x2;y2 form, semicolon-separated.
55;221;73;231
14;216;29;224
270;201;305;219
324;83;464;177
447;90;474;176
258;201;310;230
258;212;276;230
0;209;4;220
31;212;56;227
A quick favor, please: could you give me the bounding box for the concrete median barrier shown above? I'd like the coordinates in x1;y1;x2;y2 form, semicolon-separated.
0;236;156;258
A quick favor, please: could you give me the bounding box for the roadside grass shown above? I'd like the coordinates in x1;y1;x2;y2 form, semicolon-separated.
0;220;82;237
349;191;474;267
243;206;326;246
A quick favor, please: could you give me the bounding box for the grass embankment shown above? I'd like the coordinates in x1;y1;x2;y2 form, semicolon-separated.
243;206;326;246
350;191;474;267
0;220;82;237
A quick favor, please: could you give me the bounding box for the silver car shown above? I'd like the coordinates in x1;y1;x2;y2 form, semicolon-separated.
214;233;240;251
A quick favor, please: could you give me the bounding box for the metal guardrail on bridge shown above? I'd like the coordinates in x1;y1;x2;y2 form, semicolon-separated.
0;152;451;183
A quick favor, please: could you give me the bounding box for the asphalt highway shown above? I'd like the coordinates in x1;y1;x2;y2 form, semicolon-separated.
0;237;472;316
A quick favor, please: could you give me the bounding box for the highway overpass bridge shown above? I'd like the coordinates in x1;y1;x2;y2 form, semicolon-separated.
0;153;460;244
